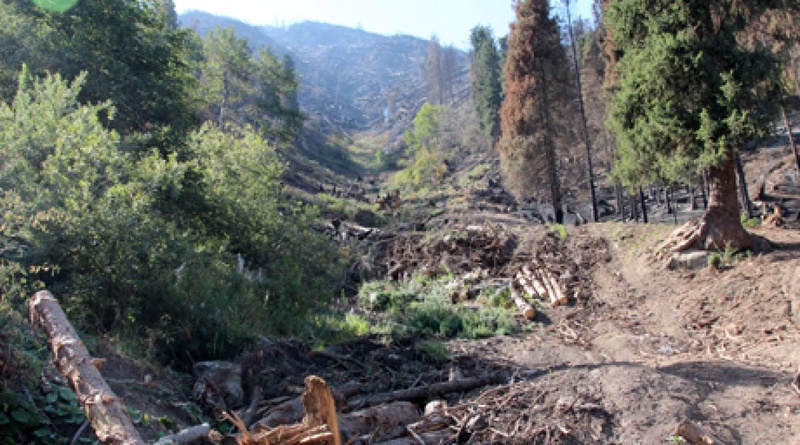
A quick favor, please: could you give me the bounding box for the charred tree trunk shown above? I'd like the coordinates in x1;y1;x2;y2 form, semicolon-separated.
734;152;753;219
665;186;673;214
639;186;648;224
783;106;800;183
629;192;638;222
538;61;564;225
564;0;598;222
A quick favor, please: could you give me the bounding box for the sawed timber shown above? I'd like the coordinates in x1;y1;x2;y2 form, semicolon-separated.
509;284;536;320
29;290;145;445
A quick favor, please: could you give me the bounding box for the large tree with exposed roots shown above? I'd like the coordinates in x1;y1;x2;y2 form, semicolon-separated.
605;0;790;252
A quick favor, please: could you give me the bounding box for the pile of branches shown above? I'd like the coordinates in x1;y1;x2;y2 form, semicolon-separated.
372;221;518;281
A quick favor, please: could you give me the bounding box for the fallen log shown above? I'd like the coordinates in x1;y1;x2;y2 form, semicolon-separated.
509;284;536;320
153;423;212;445
675;418;717;444
29;291;145;445
338;402;420;442
520;266;548;298
347;375;502;410
533;261;568;307
372;430;451;445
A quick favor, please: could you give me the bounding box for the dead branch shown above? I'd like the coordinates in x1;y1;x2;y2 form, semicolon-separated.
238;386;263;429
347;375;502;410
29;291;145;445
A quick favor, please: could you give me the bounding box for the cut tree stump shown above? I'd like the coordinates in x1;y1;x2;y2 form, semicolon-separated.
29;291;145;445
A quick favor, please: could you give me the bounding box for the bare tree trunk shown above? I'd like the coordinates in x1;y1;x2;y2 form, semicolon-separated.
701;171;709;209
782;106;800;183
29;291;145;445
564;0;598;222
734;152;753;218
639;186;648;223
616;183;625;217
703;152;752;249
629;192;638;223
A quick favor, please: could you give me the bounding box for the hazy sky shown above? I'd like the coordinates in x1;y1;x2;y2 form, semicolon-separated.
172;0;595;49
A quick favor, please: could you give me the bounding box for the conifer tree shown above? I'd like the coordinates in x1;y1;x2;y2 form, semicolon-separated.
470;26;503;142
498;0;573;223
605;0;787;251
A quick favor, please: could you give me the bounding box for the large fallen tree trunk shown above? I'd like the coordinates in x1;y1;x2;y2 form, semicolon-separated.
29;291;145;445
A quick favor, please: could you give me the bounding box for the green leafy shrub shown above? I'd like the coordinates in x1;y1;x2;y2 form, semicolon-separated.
0;69;345;369
740;212;761;229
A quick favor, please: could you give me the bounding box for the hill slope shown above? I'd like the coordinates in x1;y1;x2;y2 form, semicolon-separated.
179;13;471;136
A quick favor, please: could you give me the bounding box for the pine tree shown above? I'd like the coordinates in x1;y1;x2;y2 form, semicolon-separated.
470;25;503;142
498;0;573;223
605;0;787;251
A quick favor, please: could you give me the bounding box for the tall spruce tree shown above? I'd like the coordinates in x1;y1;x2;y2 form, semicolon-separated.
498;0;573;223
605;0;787;251
470;25;503;142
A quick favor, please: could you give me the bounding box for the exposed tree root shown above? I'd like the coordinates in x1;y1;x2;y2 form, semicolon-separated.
658;213;753;254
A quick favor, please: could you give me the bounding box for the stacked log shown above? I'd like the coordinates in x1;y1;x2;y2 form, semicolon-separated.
513;261;570;313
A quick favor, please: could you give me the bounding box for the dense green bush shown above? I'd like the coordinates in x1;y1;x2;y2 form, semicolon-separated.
0;69;344;367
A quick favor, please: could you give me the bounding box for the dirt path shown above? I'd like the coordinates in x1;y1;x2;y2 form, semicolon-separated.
444;222;800;443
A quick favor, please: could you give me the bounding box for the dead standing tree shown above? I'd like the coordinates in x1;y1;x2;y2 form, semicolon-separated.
498;0;574;224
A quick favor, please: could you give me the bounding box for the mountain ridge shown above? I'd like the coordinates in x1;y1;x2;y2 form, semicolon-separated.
179;11;470;135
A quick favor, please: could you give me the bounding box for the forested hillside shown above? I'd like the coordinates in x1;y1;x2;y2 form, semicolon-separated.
2;0;800;444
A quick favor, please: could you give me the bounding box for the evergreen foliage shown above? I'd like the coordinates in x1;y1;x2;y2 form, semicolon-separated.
470;25;503;142
7;0;201;151
196;27;305;142
605;0;785;187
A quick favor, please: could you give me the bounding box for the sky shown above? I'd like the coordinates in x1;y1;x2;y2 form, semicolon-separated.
172;0;596;49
